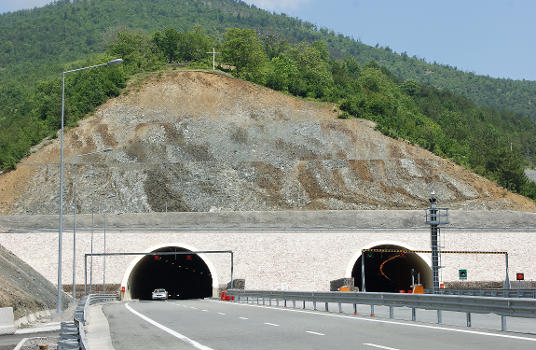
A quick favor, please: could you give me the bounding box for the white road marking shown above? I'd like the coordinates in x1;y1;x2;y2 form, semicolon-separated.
239;317;249;320
217;312;226;316
190;306;198;310
306;330;325;336
201;310;208;312
125;303;214;350
264;322;279;327
363;343;400;350
209;300;536;343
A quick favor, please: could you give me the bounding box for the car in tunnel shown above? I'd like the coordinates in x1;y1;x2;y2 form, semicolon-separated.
151;288;168;300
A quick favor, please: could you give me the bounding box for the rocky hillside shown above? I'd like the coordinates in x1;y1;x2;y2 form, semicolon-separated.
0;244;68;319
0;71;534;214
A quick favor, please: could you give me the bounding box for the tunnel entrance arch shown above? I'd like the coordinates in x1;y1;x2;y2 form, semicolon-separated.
346;242;432;293
121;243;220;300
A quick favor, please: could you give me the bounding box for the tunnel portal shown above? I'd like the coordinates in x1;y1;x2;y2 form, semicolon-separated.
352;244;432;292
127;247;213;300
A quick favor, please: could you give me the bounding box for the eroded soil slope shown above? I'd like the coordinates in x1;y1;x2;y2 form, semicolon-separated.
1;71;535;214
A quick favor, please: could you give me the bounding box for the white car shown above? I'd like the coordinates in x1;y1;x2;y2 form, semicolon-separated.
152;288;168;300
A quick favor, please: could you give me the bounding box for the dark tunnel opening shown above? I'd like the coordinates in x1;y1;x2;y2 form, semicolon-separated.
128;247;212;300
352;245;432;292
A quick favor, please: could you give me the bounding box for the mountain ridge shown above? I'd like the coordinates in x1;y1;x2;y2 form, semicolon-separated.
1;0;535;121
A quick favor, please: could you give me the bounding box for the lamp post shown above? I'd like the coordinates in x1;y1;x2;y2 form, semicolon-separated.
102;193;116;293
425;189;449;294
57;58;122;313
72;148;112;298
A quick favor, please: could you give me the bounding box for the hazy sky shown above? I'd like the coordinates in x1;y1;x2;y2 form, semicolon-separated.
1;0;534;81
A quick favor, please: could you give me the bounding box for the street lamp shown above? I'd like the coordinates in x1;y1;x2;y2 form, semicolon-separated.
102;193;116;293
71;148;112;298
57;58;122;313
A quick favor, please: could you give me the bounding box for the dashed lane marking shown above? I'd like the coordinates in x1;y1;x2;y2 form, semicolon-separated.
264;322;279;327
125;303;214;350
239;317;249;320
306;331;325;336
208;300;536;343
218;312;226;316
363;343;400;350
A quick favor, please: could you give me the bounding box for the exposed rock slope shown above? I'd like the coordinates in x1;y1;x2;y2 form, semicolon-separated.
0;244;68;319
0;71;534;214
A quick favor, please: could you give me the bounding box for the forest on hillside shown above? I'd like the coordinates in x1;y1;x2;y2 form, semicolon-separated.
1;0;535;123
1;24;535;200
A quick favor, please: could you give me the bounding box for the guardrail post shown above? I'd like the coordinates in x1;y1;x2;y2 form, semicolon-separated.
437;310;442;324
325;302;329;312
263;296;265;305
338;302;342;314
353;303;357;315
501;315;507;331
466;312;472;327
246;296;249;303
292;299;296;308
411;308;416;321
257;296;259;305
303;300;306;309
370;305;375;317
313;300;317;311
284;299;287;308
389;306;394;319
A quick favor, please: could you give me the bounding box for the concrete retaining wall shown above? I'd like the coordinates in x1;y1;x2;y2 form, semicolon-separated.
0;307;15;335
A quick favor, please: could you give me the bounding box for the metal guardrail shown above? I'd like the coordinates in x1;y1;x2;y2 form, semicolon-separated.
426;289;536;298
58;294;118;350
227;289;536;331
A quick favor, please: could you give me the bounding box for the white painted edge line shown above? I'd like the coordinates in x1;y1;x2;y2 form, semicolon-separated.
125;303;214;350
13;337;29;350
306;330;325;336
363;343;400;350
217;312;226;316
239;317;249;320
209;300;536;343
264;322;279;327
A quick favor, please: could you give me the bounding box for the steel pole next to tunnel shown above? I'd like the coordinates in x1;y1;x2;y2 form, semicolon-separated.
425;189;449;294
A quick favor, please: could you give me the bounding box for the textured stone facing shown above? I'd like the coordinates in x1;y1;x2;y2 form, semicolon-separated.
0;227;534;292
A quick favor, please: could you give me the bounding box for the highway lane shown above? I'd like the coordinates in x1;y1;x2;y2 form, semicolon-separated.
0;331;58;350
102;299;536;350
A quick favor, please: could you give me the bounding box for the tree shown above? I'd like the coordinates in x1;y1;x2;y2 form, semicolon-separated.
222;28;267;83
266;53;298;92
177;26;214;62
152;28;181;63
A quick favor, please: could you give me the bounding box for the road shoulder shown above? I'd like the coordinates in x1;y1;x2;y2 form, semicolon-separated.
87;304;115;350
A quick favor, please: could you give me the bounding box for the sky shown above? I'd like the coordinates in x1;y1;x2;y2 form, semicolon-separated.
1;0;535;81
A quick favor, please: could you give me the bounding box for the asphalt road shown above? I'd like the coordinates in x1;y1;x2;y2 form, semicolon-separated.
102;300;536;350
0;331;58;350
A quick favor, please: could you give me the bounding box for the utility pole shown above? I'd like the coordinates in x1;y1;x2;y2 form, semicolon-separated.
425;189;449;294
206;48;220;71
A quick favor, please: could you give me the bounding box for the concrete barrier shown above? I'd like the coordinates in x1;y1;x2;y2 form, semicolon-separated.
0;307;15;335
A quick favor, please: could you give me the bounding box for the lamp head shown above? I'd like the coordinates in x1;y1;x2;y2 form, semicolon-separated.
107;59;123;66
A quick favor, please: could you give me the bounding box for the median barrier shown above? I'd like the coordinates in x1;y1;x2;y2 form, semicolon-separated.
227;289;536;332
0;307;15;335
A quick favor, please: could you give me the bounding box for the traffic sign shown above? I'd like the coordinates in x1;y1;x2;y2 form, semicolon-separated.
459;269;467;280
516;273;525;281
